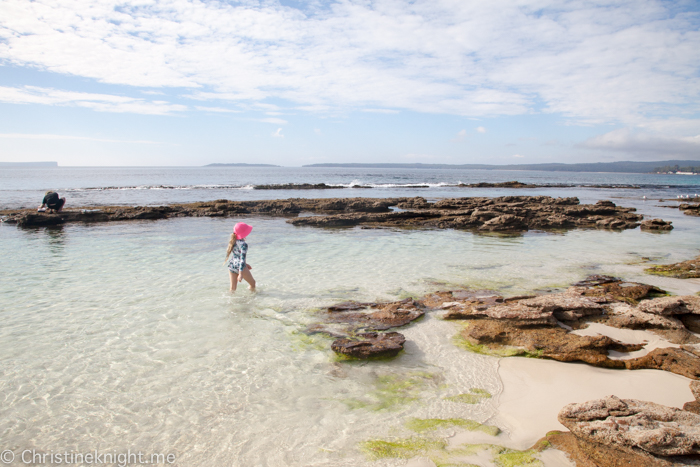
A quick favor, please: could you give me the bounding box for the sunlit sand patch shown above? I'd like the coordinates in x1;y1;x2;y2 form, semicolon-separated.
571;322;681;359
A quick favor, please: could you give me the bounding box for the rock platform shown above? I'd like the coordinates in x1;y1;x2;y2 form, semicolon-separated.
2;195;648;233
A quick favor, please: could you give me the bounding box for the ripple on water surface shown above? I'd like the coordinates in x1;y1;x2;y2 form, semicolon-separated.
1;216;699;465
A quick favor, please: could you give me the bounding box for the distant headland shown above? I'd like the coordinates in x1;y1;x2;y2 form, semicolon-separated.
204;163;280;167
0;161;58;167
303;160;700;174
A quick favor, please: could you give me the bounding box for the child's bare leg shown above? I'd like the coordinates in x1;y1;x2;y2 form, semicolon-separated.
229;270;238;292
239;267;256;291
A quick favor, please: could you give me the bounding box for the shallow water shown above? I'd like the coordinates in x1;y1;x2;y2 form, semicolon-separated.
2;168;700;466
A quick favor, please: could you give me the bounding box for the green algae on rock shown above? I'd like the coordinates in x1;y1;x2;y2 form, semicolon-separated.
435;444;543;467
358;437;447;460
287;330;334;352
645;254;700;279
341;371;441;411
452;328;544;358
444;388;493;405
494;448;543;467
405;417;500;436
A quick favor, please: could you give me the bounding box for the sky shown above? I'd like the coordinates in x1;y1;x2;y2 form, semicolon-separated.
0;0;699;167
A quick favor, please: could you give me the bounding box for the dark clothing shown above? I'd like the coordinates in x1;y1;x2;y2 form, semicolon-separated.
42;192;65;211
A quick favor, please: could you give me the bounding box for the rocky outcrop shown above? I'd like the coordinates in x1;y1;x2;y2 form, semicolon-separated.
323;299;425;331
458;181;546;188
679;202;700;216
0;195;669;234
288;196;645;232
1;197;403;227
306;298;425;360
330;332;406;359
637;296;700;315
433;275;700;378
641;218;674;230
557;396;700;465
646;255;700;279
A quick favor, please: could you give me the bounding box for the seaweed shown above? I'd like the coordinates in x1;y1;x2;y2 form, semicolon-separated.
359;437;447;460
452;332;543;358
287;330;333;352
341;371;440;411
444;388;492;404
494;448;542;467
406;417;500;436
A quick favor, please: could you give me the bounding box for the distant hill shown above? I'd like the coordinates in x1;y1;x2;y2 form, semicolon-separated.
653;164;700;174
0;161;58;167
205;163;280;167
303;160;700;173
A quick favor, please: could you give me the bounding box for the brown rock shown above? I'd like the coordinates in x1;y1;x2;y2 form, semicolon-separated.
536;431;598;467
4;195;648;233
518;293;605;322
641;218;674;231
327;301;378;312
460;320;640;367
679;315;700;333
625;347;700;379
638;296;700;315
331;332;406;359
573;437;680;467
478;214;528;231
559;396;700;457
568;276;668;305
323;299;425;331
691;381;700;402
601;303;687;331
683;401;700;414
679;203;700;216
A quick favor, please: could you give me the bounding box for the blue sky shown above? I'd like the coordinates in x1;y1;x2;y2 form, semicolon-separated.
0;0;699;166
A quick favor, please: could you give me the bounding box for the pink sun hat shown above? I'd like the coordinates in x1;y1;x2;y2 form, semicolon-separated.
234;222;253;239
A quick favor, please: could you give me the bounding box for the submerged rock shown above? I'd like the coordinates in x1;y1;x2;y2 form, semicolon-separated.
322;299;425;331
331;332;406;359
309;298;425;360
645;255;700;279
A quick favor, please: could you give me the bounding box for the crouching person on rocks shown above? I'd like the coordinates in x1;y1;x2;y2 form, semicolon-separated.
38;191;66;212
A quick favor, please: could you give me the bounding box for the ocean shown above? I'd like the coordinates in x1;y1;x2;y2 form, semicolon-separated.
1;167;700;466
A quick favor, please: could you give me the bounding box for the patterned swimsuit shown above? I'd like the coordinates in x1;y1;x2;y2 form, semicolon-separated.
227;239;248;273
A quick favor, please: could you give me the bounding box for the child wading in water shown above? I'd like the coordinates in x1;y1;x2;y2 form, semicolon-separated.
224;222;256;292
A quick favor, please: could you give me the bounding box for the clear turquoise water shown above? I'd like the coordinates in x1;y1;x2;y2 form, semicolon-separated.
2;169;700;465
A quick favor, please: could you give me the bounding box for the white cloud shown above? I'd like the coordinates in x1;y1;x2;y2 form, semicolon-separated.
362;109;400;114
194;106;240;113
0;133;163;144
0;0;698;128
0;85;186;115
476;126;487;133
313;128;321;135
579;128;700;159
259;117;288;125
451;129;467;142
272;128;284;138
513;154;524;158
